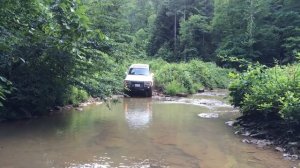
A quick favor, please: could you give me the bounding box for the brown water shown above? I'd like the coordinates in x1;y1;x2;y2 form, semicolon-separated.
0;90;299;168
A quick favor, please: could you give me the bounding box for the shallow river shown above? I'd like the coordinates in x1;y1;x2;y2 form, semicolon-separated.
0;90;299;168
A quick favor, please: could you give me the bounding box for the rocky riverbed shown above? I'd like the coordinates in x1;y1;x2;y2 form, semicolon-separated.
225;118;300;162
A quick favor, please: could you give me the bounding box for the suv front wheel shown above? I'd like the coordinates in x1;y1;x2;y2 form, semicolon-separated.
146;88;152;97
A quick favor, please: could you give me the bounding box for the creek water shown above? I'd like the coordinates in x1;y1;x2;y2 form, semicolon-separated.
0;90;298;168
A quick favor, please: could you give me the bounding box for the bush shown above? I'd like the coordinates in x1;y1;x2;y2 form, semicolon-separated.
147;59;232;95
66;86;89;106
165;80;187;96
187;60;232;89
229;65;265;107
229;64;300;123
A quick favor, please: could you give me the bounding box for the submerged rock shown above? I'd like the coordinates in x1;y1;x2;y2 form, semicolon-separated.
275;147;286;152
242;131;251;136
176;93;188;97
250;132;267;139
75;107;83;111
95;101;103;105
241;138;273;148
242;139;251;144
252;139;273;148
283;153;299;160
225;120;236;127
63;105;73;110
292;155;299;160
234;131;240;135
54;106;62;111
198;113;219;119
197;89;205;93
79;103;89;107
288;142;298;146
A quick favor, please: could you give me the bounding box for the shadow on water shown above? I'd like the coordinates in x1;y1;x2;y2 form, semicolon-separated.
0;90;299;168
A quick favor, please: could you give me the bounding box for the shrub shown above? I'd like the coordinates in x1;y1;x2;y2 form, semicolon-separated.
65;86;89;106
151;63;197;94
187;60;232;89
148;59;232;95
229;64;300;123
229;65;265;107
165;80;187;96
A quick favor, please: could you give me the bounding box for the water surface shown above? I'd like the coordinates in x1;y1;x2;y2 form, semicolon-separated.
0;90;298;168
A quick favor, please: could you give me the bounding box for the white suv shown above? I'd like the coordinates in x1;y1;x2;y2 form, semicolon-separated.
124;64;153;97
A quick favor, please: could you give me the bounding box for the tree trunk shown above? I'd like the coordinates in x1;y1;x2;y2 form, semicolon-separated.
174;12;177;58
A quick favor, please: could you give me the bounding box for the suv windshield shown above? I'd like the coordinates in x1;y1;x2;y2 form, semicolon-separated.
129;68;149;75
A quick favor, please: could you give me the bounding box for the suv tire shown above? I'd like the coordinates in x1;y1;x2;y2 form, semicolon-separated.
146;88;152;97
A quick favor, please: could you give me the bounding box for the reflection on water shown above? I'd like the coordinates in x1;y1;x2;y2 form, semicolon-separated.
0;90;298;168
124;98;152;129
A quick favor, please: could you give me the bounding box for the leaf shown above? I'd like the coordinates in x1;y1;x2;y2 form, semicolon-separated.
0;76;7;83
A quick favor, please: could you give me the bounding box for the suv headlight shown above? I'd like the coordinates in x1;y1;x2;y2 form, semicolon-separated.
124;80;131;87
144;81;152;87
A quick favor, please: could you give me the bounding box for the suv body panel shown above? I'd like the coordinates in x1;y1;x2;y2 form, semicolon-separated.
124;64;153;97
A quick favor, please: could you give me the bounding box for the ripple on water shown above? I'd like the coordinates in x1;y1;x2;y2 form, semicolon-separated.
66;155;169;168
158;97;233;110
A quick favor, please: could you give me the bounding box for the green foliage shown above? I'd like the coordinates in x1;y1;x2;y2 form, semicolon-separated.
147;0;300;67
147;0;214;61
229;64;300;123
0;0;126;119
147;6;175;58
165;81;187;96
229;65;265;107
213;0;300;67
186;60;231;89
180;14;212;61
65;86;89;106
148;59;232;95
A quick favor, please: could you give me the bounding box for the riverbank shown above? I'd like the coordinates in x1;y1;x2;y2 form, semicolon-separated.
226;117;300;161
50;97;103;113
228;64;300;162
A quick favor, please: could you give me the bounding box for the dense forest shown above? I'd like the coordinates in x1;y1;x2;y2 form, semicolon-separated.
149;0;300;68
0;0;299;120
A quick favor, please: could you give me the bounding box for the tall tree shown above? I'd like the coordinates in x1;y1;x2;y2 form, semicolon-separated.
147;0;213;61
180;14;212;61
